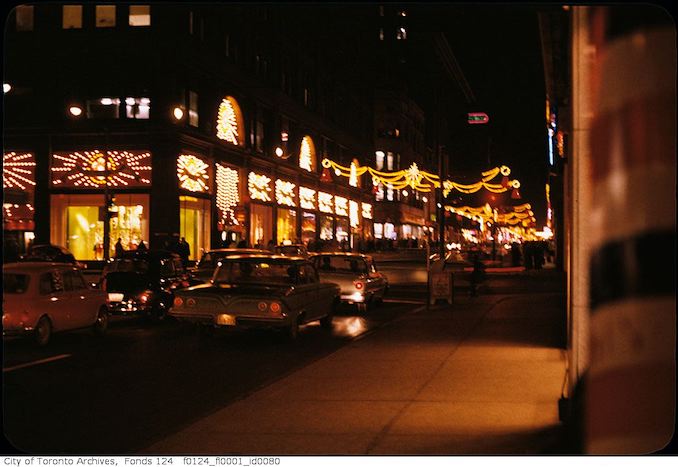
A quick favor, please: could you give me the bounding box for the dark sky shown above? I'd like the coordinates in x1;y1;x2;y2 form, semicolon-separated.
442;5;550;227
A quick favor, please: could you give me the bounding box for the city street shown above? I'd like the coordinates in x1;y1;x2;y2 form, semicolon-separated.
2;266;567;455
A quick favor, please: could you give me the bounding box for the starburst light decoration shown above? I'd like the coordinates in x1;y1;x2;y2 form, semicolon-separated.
275;179;297;207
318;192;333;213
177;154;210;192
51;150;152;188
334;196;348;217
299;187;316;210
361;203;373;220
248;172;272;202
3;152;36;190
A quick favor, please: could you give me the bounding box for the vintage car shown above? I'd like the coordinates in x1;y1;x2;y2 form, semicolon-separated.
3;262;109;346
273;243;309;258
311;252;389;311
101;250;189;320
190;248;270;284
169;255;340;339
20;244;87;269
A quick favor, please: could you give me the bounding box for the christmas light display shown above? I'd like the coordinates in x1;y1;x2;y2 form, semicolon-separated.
318;191;333;213
216;97;242;146
275;179;296;207
361;202;373;220
321;158;519;197
3;152;36;190
299;136;315;172
51;150;152;188
248;172;272;202
177;154;210;192
349;200;359;228
299;186;316;210
216;164;240;225
334;196;348;216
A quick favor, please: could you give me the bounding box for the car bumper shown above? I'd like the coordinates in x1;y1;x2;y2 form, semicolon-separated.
3;326;33;338
106;300;154;315
341;292;368;304
169;309;290;329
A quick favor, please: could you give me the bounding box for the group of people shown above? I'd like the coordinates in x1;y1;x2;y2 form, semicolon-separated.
114;236;192;267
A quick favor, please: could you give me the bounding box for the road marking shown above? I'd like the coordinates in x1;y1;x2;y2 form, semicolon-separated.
3;354;72;373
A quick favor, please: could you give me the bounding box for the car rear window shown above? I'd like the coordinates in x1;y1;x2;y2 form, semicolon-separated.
213;260;298;285
3;274;30;294
314;256;367;274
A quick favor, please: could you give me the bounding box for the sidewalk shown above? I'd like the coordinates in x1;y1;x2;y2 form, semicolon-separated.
143;283;567;454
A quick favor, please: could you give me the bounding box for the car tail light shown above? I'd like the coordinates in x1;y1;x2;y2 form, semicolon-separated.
258;302;268;311
139;292;150;303
354;280;364;290
270;302;281;313
173;297;183;307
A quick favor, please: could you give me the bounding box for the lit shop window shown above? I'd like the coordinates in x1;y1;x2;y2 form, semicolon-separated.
216;96;245;146
125;97;150;119
15;5;34;31
96;5;116;28
189;91;199;127
277;208;297;245
129;5;150;26
177;154;210;193
250;204;272;248
180;196;210;261
319;215;334;240
87;98;120;119
375;151;384;170
301;212;316;245
62;5;82;29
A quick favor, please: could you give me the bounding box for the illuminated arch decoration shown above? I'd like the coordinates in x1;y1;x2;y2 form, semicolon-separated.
3;152;36;190
51;150;152;188
216;96;245;146
299;136;316;172
446;203;536;227
177;154;210;192
216;164;240;225
248;172;272;202
321;158;520;197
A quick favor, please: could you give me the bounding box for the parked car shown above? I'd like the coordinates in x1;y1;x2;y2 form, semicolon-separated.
20;244;86;269
3;262;109;346
190;248;270;284
311;252;388;311
101;250;189;320
273;243;309;258
169;255;340;339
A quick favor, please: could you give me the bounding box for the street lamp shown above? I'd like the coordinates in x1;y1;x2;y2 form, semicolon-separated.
172;106;184;121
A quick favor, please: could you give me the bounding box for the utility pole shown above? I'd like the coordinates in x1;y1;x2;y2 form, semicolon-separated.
102;127;112;261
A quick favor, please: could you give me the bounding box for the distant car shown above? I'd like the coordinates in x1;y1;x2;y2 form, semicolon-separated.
20;244;86;269
273;244;309;258
169;255;340;339
311;252;389;311
3;262;109;346
101;250;189;320
190;248;270;284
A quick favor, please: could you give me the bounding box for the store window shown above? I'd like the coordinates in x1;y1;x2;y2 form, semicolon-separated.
250;203;272;248
179;196;210;261
15;5;34;31
125;97;150;119
129;5;150;26
63;5;82;29
301;212;316;245
51;193;149;260
336;218;350;244
277;208;297;245
319;215;334;241
96;5;116;28
87;98;120;119
374;223;383;239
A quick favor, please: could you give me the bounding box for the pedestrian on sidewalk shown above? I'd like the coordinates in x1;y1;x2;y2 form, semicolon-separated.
470;253;486;297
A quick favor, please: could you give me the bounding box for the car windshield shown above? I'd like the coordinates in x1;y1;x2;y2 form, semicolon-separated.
314;256;368;274
104;259;150;274
3;273;30;294
213;260;298;285
197;252;232;269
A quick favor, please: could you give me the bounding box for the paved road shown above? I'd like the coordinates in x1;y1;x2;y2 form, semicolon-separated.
2;296;419;454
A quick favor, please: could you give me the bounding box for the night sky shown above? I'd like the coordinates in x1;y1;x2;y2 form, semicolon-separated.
443;5;550;226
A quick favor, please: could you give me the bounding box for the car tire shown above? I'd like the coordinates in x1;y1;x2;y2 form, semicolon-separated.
320;302;336;330
34;316;52;347
287;317;300;340
93;307;109;336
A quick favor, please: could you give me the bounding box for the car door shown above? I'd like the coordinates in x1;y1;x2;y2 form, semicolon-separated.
292;264;317;322
64;269;99;328
38;270;70;331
